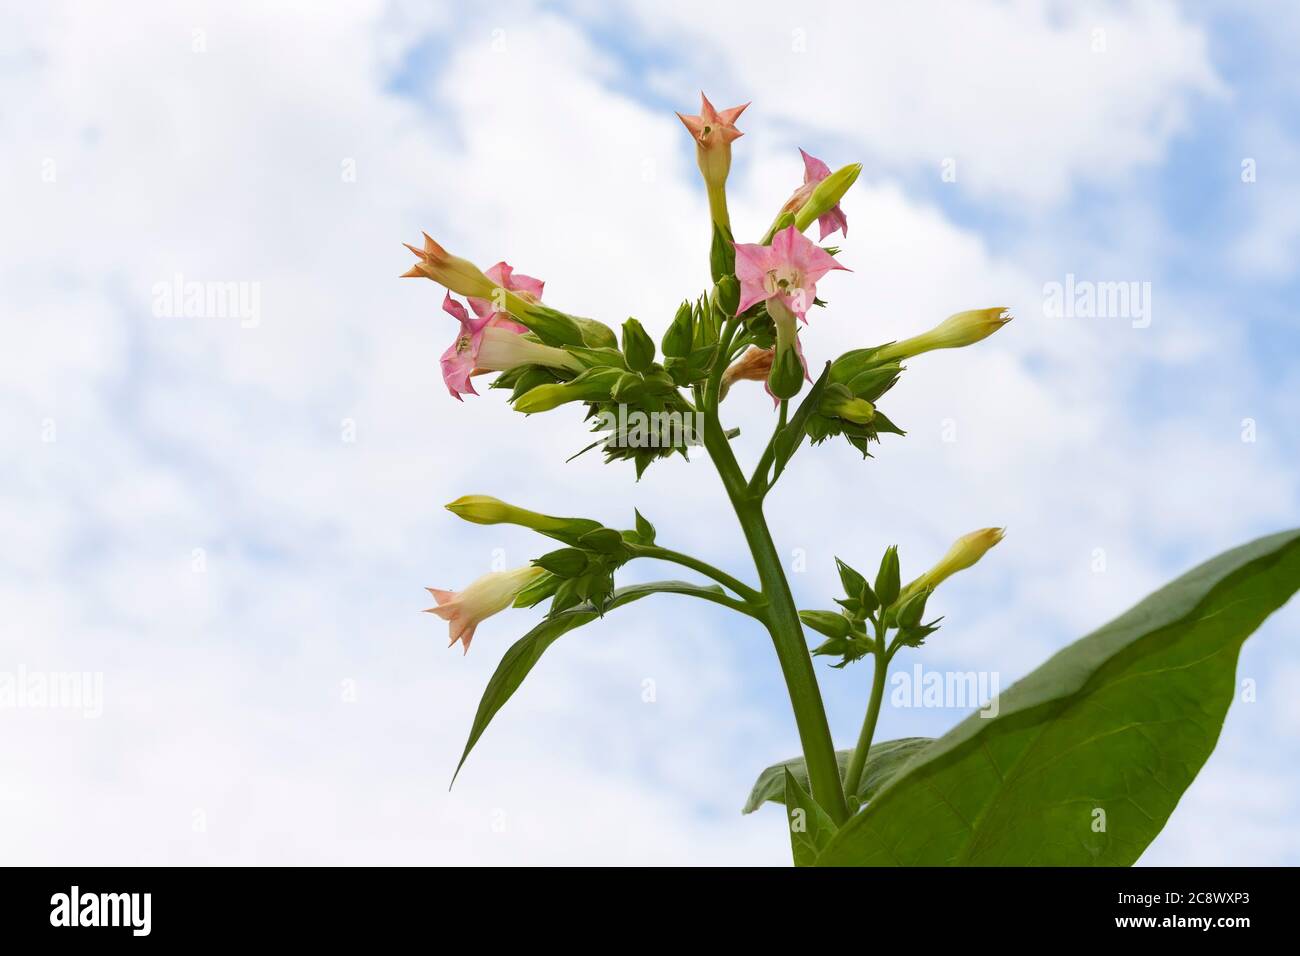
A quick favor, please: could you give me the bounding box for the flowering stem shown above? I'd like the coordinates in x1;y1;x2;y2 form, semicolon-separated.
747;400;787;497
700;403;849;825
629;544;762;605
843;635;889;800
706;181;731;232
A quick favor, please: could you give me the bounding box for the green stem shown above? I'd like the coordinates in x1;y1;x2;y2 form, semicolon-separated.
700;406;849;825
630;544;762;605
843;643;889;800
748;399;787;496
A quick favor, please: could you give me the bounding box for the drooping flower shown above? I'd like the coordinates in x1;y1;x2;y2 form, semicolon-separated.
733;225;849;321
438;292;580;401
425;565;547;653
721;346;775;394
780;149;850;240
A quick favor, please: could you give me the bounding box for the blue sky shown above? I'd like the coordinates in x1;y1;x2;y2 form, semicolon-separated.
1;0;1297;864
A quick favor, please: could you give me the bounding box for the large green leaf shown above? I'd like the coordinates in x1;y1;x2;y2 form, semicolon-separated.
817;529;1300;866
452;580;727;784
743;737;933;814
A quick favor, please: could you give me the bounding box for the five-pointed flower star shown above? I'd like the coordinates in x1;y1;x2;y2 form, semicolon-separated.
675;92;748;150
733;225;849;321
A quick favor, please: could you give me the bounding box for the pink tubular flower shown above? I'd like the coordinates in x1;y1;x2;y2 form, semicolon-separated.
733;225;849;321
425;565;547;653
438;291;580;401
782;149;849;240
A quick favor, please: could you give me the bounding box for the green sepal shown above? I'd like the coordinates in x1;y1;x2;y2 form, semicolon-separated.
533;548;590;579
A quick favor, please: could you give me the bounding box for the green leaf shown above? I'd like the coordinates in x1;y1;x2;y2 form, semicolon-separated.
783;769;837;867
453;581;736;785
533;548;589;579
743;738;934;814
816;529;1300;866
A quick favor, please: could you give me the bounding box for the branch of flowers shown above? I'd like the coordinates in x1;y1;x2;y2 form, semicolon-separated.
627;543;763;606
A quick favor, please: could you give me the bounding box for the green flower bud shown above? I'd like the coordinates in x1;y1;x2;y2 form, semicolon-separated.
793;163;862;233
820;388;875;424
621;318;655;372
712;275;740;318
445;495;596;536
767;343;806;400
874;308;1012;363
899;528;1005;603
513;368;622;413
662;301;694;358
875;546;901;608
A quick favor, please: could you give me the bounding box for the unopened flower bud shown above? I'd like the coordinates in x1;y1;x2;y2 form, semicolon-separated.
445;495;600;541
820;388;875;424
767;340;806;400
662;301;695;358
513;367;622;413
899;528;1005;602
875;308;1012;363
621;318;656;372
793;162;861;235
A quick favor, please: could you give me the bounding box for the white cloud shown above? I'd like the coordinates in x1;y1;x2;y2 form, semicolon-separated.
611;0;1223;203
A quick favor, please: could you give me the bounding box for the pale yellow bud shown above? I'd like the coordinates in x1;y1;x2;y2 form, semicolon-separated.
875;308;1012;363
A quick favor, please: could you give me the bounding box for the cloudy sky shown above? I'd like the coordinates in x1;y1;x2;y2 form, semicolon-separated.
2;0;1297;865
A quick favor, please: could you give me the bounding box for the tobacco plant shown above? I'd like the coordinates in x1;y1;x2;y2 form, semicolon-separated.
406;94;1300;866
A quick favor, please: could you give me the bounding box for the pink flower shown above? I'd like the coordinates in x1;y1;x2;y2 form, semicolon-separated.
782;149;848;240
439;294;485;400
733;225;849;321
425;565;546;653
676;93;748;152
438;291;580;401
